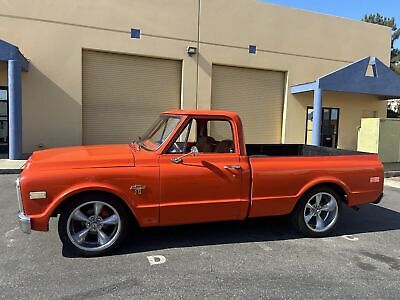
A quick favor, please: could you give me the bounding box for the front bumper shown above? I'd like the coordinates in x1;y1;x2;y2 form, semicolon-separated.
16;176;31;234
18;212;31;234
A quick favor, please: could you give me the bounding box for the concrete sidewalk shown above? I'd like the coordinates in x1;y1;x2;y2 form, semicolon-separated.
0;160;26;174
384;163;400;178
384;177;400;189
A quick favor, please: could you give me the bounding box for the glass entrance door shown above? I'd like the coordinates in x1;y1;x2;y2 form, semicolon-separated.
0;87;8;155
306;106;340;148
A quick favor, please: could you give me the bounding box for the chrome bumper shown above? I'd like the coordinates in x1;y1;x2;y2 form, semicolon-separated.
16;176;31;234
18;212;31;234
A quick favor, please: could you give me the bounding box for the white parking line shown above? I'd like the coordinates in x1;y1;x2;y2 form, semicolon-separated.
147;255;167;266
255;242;272;252
341;235;359;241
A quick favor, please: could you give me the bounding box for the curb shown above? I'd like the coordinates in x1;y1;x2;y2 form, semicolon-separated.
384;171;400;178
384;178;400;189
0;169;23;175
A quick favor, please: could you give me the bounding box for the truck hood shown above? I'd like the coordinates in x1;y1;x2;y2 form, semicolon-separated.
25;144;135;171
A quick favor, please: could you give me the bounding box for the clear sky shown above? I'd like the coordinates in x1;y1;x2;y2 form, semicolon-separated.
261;0;399;47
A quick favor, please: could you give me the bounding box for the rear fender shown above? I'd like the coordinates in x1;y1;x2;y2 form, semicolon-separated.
296;176;351;204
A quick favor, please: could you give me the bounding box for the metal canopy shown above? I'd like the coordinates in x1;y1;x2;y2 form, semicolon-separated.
291;56;400;100
0;39;29;160
0;39;29;71
290;57;400;147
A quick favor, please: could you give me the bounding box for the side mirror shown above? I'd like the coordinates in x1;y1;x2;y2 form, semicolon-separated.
171;146;199;164
190;146;199;156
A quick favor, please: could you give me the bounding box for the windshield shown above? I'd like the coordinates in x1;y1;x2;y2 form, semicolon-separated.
139;115;182;151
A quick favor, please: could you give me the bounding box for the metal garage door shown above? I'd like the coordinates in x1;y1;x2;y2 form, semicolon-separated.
211;65;285;144
82;50;182;145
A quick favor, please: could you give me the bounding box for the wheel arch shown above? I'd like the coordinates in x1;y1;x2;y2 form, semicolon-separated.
52;188;139;227
296;178;350;208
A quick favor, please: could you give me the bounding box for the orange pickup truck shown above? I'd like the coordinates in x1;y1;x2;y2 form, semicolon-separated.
16;110;384;256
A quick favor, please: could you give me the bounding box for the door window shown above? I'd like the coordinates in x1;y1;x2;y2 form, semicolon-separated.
167;118;235;154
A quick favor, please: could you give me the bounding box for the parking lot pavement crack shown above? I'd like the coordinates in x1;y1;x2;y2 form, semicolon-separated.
58;277;139;300
255;242;272;252
353;256;378;272
359;251;400;271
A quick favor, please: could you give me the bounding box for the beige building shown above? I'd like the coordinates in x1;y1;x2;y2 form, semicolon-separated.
0;0;393;158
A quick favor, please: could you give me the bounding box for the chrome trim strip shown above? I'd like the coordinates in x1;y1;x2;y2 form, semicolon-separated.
16;177;24;214
224;165;241;170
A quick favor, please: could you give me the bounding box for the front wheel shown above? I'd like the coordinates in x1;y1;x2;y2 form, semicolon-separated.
292;187;342;237
58;194;129;256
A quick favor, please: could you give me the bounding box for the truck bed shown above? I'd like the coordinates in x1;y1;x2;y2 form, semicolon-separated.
246;144;364;157
246;144;383;219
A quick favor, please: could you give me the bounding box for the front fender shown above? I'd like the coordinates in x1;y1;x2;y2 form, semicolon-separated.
27;182;137;231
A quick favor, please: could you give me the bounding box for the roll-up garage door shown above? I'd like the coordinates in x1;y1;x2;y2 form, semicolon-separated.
211;65;285;144
82;50;182;145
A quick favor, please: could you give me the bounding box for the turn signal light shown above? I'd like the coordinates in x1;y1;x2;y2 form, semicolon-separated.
29;191;47;200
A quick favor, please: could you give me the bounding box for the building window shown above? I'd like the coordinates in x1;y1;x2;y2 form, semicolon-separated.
305;106;340;148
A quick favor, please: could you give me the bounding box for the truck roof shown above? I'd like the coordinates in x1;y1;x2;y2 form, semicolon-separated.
162;109;240;119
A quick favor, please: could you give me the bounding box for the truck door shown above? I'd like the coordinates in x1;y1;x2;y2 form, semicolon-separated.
159;117;246;226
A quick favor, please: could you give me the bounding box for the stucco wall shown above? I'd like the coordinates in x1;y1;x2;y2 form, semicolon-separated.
0;0;391;153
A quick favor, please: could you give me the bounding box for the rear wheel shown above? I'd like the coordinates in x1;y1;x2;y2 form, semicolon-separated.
58;194;129;256
292;187;342;237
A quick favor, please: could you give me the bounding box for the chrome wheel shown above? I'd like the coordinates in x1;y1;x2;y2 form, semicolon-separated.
66;201;121;252
303;192;338;233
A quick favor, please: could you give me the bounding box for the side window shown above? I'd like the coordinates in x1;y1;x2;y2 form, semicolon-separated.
167;118;235;154
207;120;235;153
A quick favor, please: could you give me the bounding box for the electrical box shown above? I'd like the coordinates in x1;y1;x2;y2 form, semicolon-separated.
357;118;400;163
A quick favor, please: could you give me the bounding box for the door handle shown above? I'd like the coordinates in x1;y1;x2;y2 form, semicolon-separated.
224;165;241;170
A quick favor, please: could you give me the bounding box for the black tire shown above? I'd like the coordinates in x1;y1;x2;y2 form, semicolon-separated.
291;186;342;237
58;193;129;257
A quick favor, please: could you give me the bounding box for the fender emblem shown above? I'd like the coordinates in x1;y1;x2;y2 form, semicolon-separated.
130;184;146;195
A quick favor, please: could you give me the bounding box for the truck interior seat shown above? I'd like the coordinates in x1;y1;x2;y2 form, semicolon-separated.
196;136;215;152
215;140;234;153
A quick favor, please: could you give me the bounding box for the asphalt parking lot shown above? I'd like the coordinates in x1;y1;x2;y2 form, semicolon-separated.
1;174;400;299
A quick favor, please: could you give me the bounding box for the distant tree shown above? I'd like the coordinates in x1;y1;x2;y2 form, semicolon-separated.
387;99;400;118
362;13;400;73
